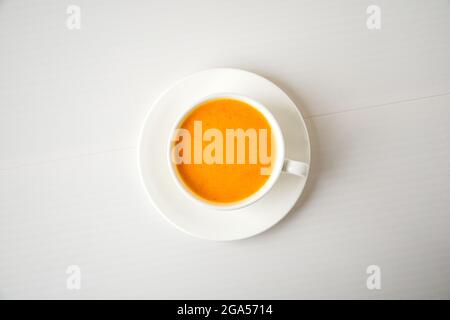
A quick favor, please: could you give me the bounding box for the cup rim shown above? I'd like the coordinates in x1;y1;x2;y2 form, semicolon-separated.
167;92;286;211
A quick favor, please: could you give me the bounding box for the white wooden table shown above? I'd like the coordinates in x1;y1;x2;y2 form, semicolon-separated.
1;0;449;299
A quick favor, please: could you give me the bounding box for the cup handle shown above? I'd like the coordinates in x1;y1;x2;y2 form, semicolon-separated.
282;159;309;177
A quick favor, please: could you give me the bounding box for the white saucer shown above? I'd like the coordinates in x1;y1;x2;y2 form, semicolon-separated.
138;68;311;241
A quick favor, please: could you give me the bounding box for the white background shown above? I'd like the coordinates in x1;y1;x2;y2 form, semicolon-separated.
1;0;449;299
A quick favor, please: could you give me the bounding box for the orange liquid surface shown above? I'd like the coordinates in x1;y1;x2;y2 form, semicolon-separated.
174;98;273;204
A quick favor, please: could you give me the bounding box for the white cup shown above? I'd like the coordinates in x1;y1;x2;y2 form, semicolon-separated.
167;93;309;210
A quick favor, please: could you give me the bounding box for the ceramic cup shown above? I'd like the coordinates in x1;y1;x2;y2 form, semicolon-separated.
167;93;308;210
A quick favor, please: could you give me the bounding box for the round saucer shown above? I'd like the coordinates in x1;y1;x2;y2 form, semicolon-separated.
138;68;310;241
